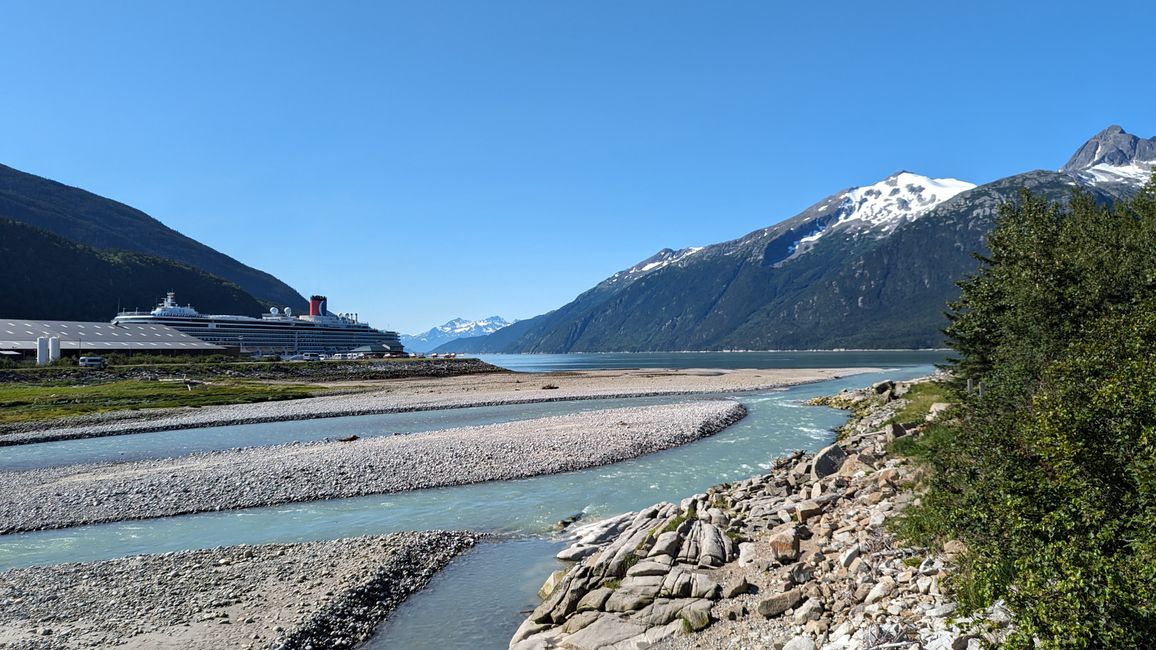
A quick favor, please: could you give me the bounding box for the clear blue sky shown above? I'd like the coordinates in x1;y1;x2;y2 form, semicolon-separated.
2;1;1154;333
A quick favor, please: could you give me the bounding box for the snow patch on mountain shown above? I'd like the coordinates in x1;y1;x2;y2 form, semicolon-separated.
401;316;514;352
606;247;704;286
798;172;975;246
1071;161;1155;186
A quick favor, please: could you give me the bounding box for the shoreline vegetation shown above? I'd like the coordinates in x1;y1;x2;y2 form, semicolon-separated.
891;182;1156;645
0;358;505;428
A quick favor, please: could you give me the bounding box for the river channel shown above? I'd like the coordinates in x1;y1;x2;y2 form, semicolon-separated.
0;352;942;648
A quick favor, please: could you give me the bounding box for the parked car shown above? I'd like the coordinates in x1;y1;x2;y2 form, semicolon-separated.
78;356;107;369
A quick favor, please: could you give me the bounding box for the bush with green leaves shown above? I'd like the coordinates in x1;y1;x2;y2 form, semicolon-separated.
898;179;1156;646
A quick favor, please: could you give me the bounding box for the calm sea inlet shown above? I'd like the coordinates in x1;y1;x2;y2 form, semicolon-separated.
0;351;945;648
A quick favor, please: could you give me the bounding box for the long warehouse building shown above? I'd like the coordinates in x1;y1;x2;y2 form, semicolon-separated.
0;318;225;360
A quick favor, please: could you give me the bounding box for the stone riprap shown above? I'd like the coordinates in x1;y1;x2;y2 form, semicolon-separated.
0;401;746;533
513;379;1014;650
0;531;478;650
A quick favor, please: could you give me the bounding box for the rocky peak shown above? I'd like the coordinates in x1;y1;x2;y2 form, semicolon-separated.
1061;125;1156;172
603;246;705;288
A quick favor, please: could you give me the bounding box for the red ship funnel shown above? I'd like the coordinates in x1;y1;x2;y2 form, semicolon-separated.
309;295;327;316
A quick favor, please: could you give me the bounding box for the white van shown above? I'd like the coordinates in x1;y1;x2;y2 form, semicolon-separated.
78;356;106;369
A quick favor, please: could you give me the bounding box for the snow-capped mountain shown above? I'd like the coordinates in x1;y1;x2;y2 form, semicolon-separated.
596;172;975;291
795;172;974;244
401;316;513;353
1062;125;1156;191
447;126;1154;353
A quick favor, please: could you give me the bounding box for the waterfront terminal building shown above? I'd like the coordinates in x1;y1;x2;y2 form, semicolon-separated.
0;318;225;361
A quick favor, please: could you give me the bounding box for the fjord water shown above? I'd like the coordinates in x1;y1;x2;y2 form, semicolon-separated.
477;350;946;373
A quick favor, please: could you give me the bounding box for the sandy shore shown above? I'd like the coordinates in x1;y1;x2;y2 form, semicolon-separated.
1;367;871;446
0;400;746;533
0;531;479;650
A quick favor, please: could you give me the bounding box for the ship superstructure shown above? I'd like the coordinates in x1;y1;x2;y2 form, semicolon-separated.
112;293;404;355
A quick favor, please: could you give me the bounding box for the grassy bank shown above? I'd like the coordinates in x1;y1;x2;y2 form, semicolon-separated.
0;380;320;424
0;357;506;385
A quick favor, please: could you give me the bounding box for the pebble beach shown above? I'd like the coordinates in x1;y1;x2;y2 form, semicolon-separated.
0;531;480;650
0;400;746;533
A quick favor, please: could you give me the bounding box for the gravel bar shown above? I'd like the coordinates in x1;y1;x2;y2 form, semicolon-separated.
0;531;479;649
0;400;747;534
0;367;862;446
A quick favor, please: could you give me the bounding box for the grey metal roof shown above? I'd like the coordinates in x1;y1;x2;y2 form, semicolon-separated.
349;343;393;353
0;319;224;352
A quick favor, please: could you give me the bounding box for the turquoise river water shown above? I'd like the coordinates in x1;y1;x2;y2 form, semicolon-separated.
0;352;944;648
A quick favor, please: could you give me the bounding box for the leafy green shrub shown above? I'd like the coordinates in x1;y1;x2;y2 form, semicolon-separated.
896;178;1156;646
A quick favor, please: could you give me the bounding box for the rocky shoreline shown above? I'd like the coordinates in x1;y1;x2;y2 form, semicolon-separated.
0;401;746;534
0;367;864;447
512;379;1012;650
0;531;479;649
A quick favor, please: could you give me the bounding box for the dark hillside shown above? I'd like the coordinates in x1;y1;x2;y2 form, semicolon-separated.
0;163;304;309
0;220;265;320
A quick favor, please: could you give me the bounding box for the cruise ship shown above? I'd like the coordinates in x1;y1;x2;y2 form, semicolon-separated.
113;293;405;356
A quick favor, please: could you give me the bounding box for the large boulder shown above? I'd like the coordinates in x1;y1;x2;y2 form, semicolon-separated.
562;616;648;650
680;598;713;631
538;570;567;599
794;500;823;522
768;528;800;564
757;589;803;618
811;444;848;481
576;587;614;612
784;636;817;650
648;531;682;558
697;523;727;567
863;577;895;604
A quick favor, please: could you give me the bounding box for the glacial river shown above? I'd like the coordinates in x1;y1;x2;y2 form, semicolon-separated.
0;351;944;648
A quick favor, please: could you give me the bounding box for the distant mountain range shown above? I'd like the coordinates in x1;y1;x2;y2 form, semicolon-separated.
439;126;1155;353
402;317;513;353
0;163;305;316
